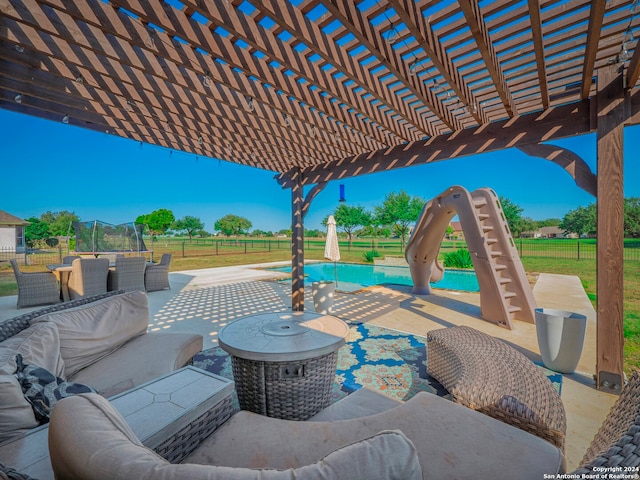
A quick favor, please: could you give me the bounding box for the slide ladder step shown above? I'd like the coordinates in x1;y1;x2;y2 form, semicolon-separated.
508;306;522;314
494;264;507;271
499;277;512;285
473;199;488;208
503;291;517;299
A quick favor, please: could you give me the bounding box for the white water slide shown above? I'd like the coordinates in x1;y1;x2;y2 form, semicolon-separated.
405;186;536;330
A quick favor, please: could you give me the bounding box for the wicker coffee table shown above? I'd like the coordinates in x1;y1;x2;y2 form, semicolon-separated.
218;311;349;421
0;366;234;479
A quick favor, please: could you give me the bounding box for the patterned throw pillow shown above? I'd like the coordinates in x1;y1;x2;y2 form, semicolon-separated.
0;461;37;480
14;354;96;424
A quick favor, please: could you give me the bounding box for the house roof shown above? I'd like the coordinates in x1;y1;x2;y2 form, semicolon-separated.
538;226;565;235
0;210;29;226
450;221;462;232
1;0;639;187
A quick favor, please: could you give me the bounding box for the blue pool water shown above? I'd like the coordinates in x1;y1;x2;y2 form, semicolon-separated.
269;262;479;292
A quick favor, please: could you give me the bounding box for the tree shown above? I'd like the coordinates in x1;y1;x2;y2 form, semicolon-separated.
560;204;596;236
625;197;640;238
40;210;79;236
136;209;175;239
374;190;424;246
214;214;252;243
24;217;51;247
498;196;527;237
325;204;371;246
172;216;204;242
537;218;561;227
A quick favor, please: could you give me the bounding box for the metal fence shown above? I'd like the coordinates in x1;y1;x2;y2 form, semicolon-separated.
0;246;70;265
2;238;639;266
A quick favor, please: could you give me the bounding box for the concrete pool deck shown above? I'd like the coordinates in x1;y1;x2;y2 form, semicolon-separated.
0;262;619;470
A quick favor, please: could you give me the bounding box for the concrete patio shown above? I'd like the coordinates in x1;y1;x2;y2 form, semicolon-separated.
0;262;618;470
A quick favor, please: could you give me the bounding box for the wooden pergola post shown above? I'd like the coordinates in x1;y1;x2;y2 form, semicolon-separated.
596;64;626;391
291;169;305;311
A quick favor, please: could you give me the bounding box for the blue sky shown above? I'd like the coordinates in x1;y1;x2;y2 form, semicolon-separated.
1;109;639;233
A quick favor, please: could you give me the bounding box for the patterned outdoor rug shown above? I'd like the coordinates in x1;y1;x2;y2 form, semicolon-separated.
192;322;562;406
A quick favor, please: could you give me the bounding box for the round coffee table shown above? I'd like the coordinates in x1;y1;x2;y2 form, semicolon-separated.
218;311;349;420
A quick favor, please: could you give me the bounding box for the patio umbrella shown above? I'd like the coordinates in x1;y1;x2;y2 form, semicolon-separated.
324;215;340;287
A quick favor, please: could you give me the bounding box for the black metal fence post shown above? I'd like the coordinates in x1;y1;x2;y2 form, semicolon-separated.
182;241;185;257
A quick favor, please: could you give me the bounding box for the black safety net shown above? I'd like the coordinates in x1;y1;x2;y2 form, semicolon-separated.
72;221;147;253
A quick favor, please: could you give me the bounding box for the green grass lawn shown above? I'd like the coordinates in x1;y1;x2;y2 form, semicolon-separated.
2;245;638;374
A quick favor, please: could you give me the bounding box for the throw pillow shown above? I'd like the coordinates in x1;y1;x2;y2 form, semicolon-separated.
14;354;96;424
0;322;66;444
0;462;37;480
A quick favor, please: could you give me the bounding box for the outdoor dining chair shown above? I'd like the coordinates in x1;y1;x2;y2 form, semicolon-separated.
9;259;60;308
67;258;109;300
62;255;81;264
144;253;172;291
107;256;146;293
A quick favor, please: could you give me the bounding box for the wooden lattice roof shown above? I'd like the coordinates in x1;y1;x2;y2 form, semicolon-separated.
2;0;640;184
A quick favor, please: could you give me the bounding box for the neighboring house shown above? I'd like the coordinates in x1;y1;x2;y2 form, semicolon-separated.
0;210;29;253
449;221;464;240
520;226;579;239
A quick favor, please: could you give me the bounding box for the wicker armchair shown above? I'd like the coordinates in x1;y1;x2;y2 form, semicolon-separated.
144;253;171;292
572;370;640;474
67;258;109;300
107;256;146;292
427;326;567;450
9;259;60;309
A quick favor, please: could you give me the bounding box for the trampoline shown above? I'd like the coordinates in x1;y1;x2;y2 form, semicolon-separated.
72;220;149;254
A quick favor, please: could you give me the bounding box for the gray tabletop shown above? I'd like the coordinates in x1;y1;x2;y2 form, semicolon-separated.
218;311;349;362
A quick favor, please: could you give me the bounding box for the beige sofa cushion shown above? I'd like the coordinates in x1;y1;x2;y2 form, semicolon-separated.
34;291;149;377
185;391;565;479
49;393;422;480
69;332;203;397
0;322;65;445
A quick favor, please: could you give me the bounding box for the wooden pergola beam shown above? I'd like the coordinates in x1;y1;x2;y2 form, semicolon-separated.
595;64;626;391
580;0;606;100
175;0;428;141
627;39;640;89
516;143;597;196
527;0;549;110
459;0;517;117
316;0;459;131
388;0;486;125
276;99;597;188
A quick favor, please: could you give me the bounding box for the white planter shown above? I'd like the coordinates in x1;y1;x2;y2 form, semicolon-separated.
312;281;335;314
535;308;587;374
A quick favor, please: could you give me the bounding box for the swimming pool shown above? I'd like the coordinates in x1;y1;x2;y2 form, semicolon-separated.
269;262;479;292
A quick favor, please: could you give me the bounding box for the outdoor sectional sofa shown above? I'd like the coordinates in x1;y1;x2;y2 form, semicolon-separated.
0;290;203;476
48;370;640;480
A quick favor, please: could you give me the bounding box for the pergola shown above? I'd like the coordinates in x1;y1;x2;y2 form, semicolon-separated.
1;0;638;391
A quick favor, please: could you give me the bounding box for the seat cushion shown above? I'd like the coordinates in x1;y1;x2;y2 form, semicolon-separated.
185;391;565;480
69;332;203;397
49;393;422;480
33;291;149;377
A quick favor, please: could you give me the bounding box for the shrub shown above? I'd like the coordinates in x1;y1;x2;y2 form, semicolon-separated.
45;237;59;247
443;249;473;269
362;250;380;262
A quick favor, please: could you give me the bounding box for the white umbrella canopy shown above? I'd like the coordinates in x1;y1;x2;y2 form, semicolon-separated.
324;215;340;286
